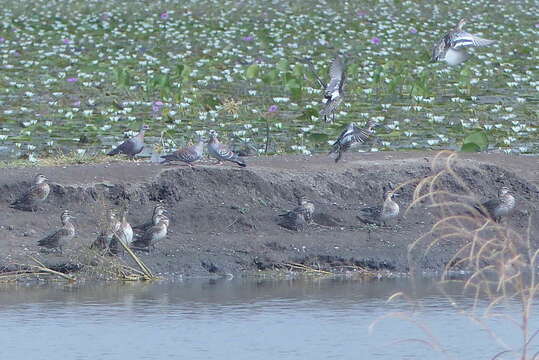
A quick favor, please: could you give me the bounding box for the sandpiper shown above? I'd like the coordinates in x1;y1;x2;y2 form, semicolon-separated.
37;210;76;253
107;124;149;158
358;185;400;226
207;132;246;167
160;140;204;167
473;186;515;223
309;56;346;123
109;208;133;255
432;18;496;66
131;214;169;250
91;209;120;251
329;120;377;163
133;204;167;233
10;174;50;211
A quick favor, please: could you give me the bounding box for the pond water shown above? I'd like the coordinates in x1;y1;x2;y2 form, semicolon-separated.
0;277;535;359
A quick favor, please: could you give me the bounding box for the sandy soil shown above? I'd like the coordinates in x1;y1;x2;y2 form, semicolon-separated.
0;151;538;277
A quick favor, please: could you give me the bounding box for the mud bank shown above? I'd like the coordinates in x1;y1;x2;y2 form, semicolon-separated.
0;152;538;278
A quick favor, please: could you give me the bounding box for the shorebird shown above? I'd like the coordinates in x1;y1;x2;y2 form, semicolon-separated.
107;124;149;158
432;18;496;66
160;140;204;167
37;210;76;253
91;210;120;251
278;195;315;231
10;174;50;211
207;132;246;167
473;186;515;223
131;214;169;251
307;56;346;123
329;120;377;163
109;208;133;255
133;204;167;233
358;185;400;226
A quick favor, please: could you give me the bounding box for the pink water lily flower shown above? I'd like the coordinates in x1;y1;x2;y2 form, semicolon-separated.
370;37;381;45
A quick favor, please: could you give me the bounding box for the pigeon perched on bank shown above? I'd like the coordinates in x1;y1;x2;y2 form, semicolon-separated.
432;18;496;66
10;174;50;211
37;210;76;253
207;132;246;167
329;120;377;163
160;140;204;167
107;124;149;158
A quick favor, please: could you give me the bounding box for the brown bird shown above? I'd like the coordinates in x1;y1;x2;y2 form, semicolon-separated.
91;210;120;251
131;215;169;251
358;184;400;227
10;174;50;211
132;204;167;233
109;208;133;255
37;210;76;253
473;186;515;223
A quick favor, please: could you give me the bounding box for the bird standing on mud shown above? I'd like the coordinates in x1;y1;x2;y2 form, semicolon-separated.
473;186;515;223
107;124;149;158
37;210;76;253
133;204;167;233
278;194;315;231
10;174;50;211
358;185;400;227
432;18;496;66
109;208;133;255
160;140;204;167
308;56;346;123
207;132;246;167
131;214;169;251
91;209;120;251
329;120;377;163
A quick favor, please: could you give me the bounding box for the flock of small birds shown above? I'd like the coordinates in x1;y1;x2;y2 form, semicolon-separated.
5;19;507;255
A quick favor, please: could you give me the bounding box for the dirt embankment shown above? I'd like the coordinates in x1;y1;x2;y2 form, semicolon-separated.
0;152;538;277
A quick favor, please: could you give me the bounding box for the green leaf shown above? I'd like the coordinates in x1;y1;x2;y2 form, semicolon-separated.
307;132;329;142
175;64;184;76
181;65;191;81
245;64;259;79
276;59;289;72
461;131;488;152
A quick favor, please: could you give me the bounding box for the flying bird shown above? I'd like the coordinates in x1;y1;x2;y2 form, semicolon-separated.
432;18;496;65
329;120;377;163
307;56;346;123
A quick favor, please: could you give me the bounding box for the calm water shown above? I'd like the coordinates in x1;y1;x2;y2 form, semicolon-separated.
0;278;536;359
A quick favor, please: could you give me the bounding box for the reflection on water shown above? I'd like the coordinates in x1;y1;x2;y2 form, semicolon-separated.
0;278;535;359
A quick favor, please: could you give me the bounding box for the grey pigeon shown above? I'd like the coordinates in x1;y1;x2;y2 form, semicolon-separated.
131;215;169;250
133;204;167;233
307;56;346;123
10;174;50;211
37;210;76;252
207;132;246;167
473;186;515;223
359;184;400;226
91;209;120;251
432;18;496;65
107;124;150;158
329;120;377;163
161;140;204;167
109;208;133;255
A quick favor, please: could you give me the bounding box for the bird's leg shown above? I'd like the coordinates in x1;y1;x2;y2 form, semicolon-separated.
332;113;335;123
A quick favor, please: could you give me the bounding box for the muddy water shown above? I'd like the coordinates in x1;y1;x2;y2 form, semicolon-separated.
0;278;534;359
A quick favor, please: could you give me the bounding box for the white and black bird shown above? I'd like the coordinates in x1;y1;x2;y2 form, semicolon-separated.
160;140;204;167
358;185;400;227
308;56;346;123
329;120;377;163
473;186;515;223
131;214;169;251
432;18;496;66
10;174;50;211
207;132;246;167
107;124;150;158
37;210;76;252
